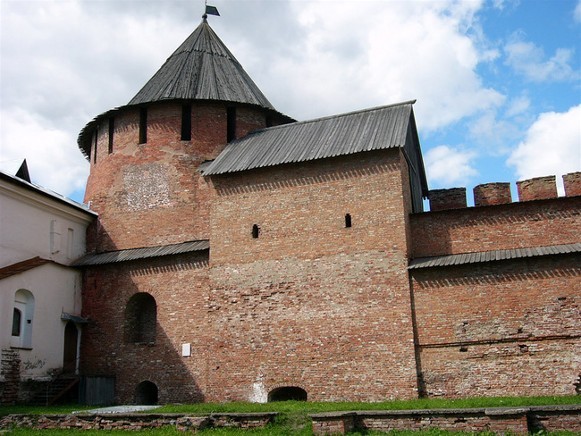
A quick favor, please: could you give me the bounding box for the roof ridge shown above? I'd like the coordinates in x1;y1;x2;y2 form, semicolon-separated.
252;100;417;135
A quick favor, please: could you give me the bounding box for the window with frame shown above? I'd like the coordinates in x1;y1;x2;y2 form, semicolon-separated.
11;289;34;349
11;308;22;337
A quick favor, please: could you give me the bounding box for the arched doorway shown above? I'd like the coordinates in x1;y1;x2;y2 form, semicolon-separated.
62;321;78;374
268;386;307;402
135;380;158;405
124;293;157;343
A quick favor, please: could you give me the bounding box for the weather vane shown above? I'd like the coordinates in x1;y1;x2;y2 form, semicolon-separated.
203;0;220;21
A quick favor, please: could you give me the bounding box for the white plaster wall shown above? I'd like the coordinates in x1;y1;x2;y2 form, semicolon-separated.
0;177;94;379
0;181;91;267
0;264;83;378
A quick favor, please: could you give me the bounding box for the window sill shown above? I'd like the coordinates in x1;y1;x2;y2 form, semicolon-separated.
10;346;32;350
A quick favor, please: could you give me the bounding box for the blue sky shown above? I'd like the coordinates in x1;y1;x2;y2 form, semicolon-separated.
1;0;580;206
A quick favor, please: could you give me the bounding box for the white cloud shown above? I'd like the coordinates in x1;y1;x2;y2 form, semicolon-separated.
575;0;581;23
491;0;521;12
424;145;478;187
507;105;581;195
504;35;578;82
2;0;575;202
0;108;89;198
0;0;505;201
505;95;531;118
248;1;504;129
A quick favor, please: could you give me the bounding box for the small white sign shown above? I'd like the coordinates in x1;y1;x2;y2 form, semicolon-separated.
182;343;191;357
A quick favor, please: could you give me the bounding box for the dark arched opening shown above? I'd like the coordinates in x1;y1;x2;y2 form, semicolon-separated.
63;321;78;374
135;380;158;405
268;386;307;402
124;293;157;343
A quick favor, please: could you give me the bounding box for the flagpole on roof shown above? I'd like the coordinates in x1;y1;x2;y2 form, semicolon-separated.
203;0;220;21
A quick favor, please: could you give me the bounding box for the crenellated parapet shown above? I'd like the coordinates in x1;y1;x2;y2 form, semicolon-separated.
428;172;580;211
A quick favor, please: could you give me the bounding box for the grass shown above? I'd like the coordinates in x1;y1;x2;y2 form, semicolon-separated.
1;394;579;417
152;394;580;414
1;396;579;435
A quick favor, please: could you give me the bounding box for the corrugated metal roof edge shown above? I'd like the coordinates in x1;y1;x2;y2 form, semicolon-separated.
231;99;417;139
77;100;295;160
72;240;210;267
408;243;581;270
202;100;417;176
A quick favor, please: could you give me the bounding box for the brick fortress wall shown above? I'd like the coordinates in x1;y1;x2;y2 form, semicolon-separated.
80;252;210;404
205;149;419;402
410;173;581;398
80;92;580;403
84;101;281;252
80;100;288;403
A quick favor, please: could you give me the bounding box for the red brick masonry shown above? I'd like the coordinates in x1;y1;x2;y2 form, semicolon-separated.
2;406;578;434
310;404;581;435
0;412;278;432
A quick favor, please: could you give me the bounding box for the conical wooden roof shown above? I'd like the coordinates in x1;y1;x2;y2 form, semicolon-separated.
129;19;274;109
78;19;286;158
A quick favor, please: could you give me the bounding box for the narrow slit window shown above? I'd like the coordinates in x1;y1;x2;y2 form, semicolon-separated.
108;117;114;153
181;104;192;140
252;224;260;239
345;213;352;228
227;107;236;143
93;127;98;163
139;108;148;144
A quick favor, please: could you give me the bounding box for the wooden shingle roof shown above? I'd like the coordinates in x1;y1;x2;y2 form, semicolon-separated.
128;19;275;109
78;19;291;158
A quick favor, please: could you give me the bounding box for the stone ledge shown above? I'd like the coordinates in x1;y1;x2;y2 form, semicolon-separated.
311;405;581;435
0;411;278;432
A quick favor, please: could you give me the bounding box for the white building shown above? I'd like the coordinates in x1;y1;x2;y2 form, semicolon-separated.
0;167;95;404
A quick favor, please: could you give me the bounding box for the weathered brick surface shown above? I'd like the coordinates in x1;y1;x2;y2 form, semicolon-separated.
529;406;581;432
428;188;467;211
311;407;581;435
205;150;418;402
517;175;558;201
473;182;512;206
81;252;210;404
563;172;581;197
84;101;273;252
410;196;580;258
0;412;276;431
311;413;356;434
411;256;580;397
79;91;580;404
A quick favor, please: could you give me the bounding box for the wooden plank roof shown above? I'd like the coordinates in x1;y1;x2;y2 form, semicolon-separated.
408;243;581;269
78;19;293;159
202;100;418;176
128;19;275;109
0;257;52;280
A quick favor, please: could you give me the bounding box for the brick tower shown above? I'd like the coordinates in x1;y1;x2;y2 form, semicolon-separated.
78;17;293;253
